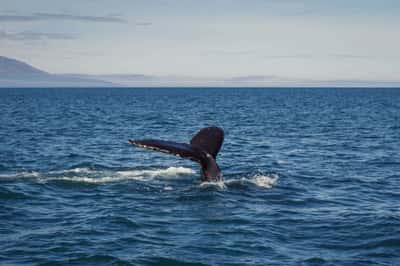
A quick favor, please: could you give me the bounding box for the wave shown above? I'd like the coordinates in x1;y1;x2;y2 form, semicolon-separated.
241;173;279;188
0;171;40;179
144;257;208;266
0;167;278;189
200;173;279;190
199;180;227;190
0;166;196;184
116;167;195;177
53;166;196;183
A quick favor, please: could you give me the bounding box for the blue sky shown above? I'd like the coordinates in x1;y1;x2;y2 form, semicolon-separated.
1;0;399;83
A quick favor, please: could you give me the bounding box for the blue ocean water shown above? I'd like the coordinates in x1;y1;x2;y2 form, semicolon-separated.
0;87;399;265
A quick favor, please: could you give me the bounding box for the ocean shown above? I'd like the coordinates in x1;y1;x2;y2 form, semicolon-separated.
0;87;399;265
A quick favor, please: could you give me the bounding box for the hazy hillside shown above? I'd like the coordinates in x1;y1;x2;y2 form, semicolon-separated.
0;56;49;76
0;56;113;87
3;56;397;88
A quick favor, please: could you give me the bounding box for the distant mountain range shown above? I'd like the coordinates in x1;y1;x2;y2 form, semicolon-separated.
1;56;399;87
0;56;224;87
0;56;191;87
0;56;115;87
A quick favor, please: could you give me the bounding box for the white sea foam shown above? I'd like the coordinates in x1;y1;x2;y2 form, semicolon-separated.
198;173;278;190
116;166;195;177
0;166;196;183
57;167;194;183
0;171;40;179
49;167;95;174
224;173;279;189
277;160;288;165
199;180;227;190
247;173;279;188
52;167;195;183
1;167;278;189
55;176;118;183
54;175;148;183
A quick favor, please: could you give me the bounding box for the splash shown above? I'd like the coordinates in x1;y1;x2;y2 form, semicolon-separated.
54;166;196;183
198;172;278;190
0;167;196;184
116;167;195;177
0;167;278;189
0;171;40;179
246;173;279;188
224;173;279;189
56;175;121;184
199;180;227;190
49;167;95;174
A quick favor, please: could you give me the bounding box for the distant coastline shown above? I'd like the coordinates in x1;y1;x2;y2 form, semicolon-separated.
1;56;400;88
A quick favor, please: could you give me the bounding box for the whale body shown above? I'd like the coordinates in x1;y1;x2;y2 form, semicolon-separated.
129;126;224;181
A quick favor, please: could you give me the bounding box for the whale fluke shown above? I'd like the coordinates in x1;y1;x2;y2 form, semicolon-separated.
129;126;224;181
190;126;224;159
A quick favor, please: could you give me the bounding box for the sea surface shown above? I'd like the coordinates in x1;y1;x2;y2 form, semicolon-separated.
0;87;399;265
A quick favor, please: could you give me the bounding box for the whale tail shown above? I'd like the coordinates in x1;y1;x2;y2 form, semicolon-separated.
190;126;224;159
128;126;224;181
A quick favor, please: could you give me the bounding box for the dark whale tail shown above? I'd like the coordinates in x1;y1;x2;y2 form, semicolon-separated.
190;126;224;158
128;126;224;181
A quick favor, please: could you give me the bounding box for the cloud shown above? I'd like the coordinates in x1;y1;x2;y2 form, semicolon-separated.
0;12;126;23
205;50;379;62
204;49;254;56
329;53;373;59
0;15;35;22
263;54;313;59
277;9;315;17
205;50;314;59
263;54;376;60
34;13;126;23
0;30;75;41
228;75;278;82
135;22;152;26
0;12;152;26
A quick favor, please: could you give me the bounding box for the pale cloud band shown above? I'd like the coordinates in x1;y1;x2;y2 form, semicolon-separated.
0;1;398;82
0;12;126;23
0;30;75;41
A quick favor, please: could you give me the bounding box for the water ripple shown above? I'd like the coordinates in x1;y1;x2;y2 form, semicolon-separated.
1;87;399;265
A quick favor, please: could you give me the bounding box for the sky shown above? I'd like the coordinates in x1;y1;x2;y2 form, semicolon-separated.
0;0;399;83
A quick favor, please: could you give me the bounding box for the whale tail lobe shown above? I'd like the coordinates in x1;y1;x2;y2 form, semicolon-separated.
190;126;224;159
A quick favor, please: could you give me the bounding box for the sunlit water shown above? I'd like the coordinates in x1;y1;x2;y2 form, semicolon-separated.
1;87;399;265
